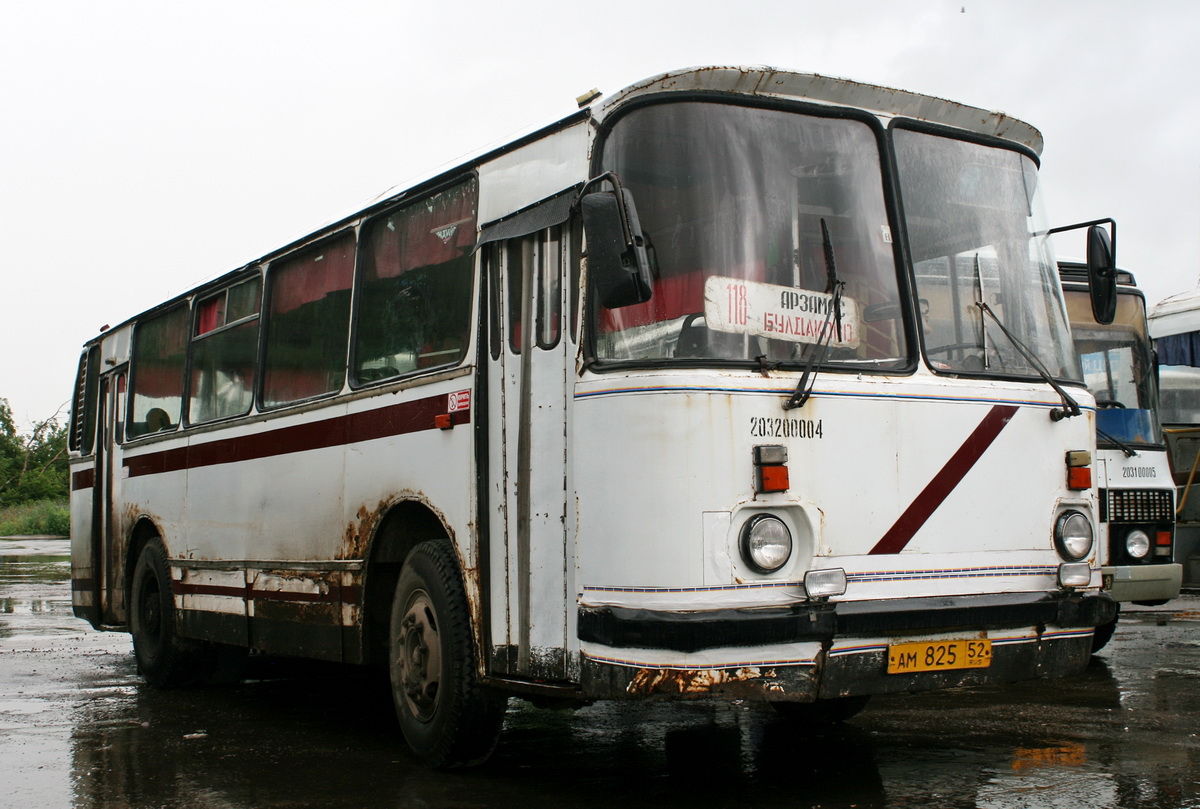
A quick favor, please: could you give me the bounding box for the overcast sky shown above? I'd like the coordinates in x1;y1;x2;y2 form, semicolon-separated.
2;0;1197;426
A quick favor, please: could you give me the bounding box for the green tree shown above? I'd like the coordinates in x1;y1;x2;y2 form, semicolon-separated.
0;398;69;506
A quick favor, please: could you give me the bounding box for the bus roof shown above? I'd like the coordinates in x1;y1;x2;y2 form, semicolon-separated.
1150;286;1200;338
592;66;1044;154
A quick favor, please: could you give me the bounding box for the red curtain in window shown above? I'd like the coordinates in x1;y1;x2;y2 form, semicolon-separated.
270;234;356;314
368;181;476;279
196;295;223;335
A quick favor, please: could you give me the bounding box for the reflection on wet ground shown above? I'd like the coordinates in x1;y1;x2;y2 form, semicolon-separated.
3;537;1199;809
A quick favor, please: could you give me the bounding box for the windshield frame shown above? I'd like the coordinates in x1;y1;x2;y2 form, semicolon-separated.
889;118;1084;388
583;93;917;375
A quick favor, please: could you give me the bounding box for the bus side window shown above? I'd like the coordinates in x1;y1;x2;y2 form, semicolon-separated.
353;178;477;384
189;276;261;424
127;305;188;439
570;217;582;342
507;239;524;354
536;226;562;350
114;373;126;444
261;233;356;408
487;245;502;361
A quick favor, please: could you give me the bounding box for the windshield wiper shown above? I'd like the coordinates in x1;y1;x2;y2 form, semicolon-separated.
972;254;989;369
1096;427;1139;458
975;301;1081;421
785;219;843;410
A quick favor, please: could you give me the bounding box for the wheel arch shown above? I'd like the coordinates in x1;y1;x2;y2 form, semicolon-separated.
122;516;166;625
359;498;458;666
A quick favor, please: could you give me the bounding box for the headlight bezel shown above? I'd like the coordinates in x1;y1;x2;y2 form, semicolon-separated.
739;513;794;574
1054;510;1094;562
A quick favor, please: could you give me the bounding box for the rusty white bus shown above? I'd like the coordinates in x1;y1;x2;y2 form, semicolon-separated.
69;66;1118;768
1059;263;1181;650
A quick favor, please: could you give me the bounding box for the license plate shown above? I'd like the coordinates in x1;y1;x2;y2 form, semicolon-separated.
887;639;992;674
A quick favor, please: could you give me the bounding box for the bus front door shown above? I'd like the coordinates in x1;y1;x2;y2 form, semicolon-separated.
486;228;572;682
91;370;127;625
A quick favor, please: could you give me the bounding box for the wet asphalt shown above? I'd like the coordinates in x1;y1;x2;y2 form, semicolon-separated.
2;535;1198;809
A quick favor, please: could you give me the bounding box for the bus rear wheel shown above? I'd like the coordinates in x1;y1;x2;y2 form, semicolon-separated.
389;540;507;768
130;538;207;687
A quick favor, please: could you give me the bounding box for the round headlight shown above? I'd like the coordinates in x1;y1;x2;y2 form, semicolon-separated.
1054;511;1094;561
740;514;793;573
1125;529;1151;560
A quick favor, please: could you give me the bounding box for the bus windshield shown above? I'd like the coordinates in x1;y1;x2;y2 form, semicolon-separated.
1066;289;1163;446
893;129;1081;384
593;101;907;369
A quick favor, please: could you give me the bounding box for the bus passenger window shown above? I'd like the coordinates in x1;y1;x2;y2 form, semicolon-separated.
353;178;477;384
261;234;355;408
189;276;261;424
127;304;188;438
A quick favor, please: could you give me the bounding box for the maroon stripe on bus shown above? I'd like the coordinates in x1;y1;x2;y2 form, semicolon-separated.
869;404;1019;555
173;580;359;605
72;468;95;491
123;393;469;479
174;582;250;599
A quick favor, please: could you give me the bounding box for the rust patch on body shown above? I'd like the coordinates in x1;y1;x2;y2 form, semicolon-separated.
340;490;455;562
341;503;380;561
627;666;786;698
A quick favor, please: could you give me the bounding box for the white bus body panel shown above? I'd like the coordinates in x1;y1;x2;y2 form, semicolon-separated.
1095;448;1183;602
478;121;589;225
569;370;1101;693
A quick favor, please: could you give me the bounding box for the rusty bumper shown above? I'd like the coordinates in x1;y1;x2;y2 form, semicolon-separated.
577;590;1114;702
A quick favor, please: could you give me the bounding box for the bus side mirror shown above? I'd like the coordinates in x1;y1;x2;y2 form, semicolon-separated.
581;189;653;309
1087;223;1117;325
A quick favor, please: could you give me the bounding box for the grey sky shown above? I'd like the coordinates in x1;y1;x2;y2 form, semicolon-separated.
2;0;1197;425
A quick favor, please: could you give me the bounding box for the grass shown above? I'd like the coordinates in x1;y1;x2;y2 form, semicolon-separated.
0;499;70;537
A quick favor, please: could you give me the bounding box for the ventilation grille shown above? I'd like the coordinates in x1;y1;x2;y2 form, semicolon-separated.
1105;489;1174;523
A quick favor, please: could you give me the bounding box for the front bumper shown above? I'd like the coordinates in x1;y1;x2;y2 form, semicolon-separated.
1103;563;1183;603
577;590;1115;702
579;590;1116;652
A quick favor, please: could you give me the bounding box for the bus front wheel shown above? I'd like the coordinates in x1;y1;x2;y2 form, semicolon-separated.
772;695;871;724
1091;609;1120;653
389;540;507;768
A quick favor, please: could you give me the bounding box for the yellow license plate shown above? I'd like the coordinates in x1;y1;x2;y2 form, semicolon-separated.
887;639;992;674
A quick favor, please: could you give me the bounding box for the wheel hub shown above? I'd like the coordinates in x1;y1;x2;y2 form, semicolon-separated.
397;592;441;722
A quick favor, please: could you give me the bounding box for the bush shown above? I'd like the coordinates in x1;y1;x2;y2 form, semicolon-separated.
0;499;70;537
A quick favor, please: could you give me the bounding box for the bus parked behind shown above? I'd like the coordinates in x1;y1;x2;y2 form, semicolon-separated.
1060;262;1181;649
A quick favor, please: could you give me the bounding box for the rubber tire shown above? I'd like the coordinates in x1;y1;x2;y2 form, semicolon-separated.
389;540;507;768
772;695;871;724
130;538;211;687
1091;607;1120;653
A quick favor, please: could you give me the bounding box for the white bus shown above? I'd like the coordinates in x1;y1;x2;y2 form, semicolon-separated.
1059;263;1181;650
1149;286;1200;586
69;66;1118;768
